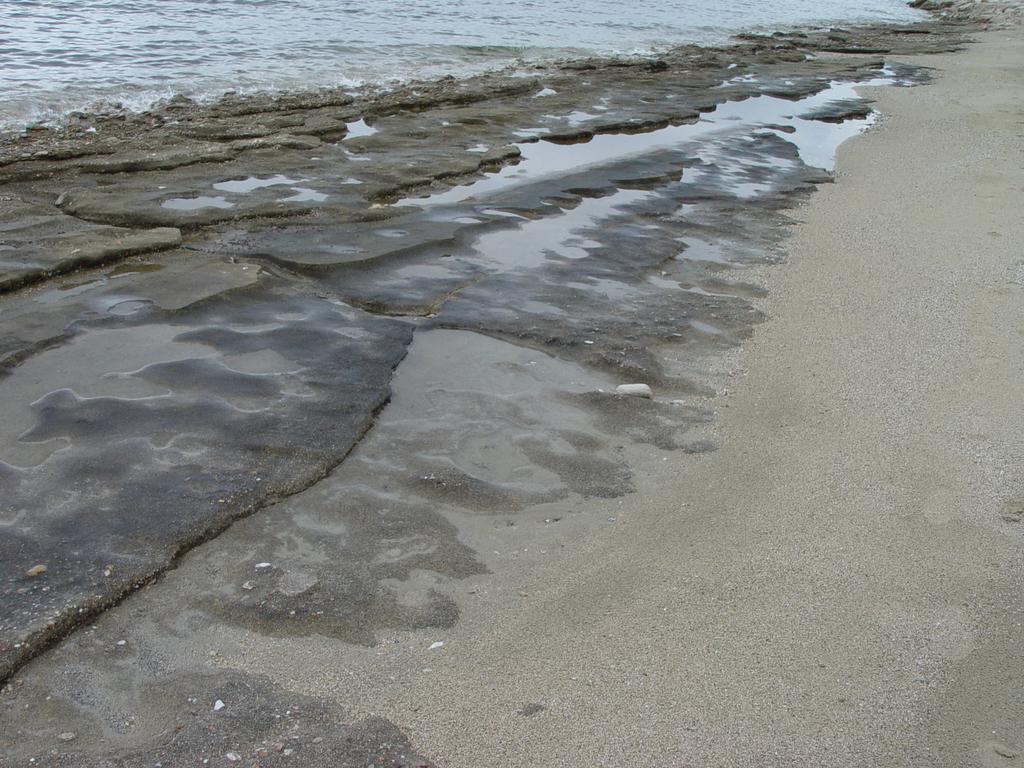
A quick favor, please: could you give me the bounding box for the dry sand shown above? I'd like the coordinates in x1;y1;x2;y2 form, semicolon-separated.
331;28;1024;767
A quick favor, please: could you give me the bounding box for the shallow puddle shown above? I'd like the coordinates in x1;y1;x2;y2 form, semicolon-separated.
213;175;300;193
401;73;891;207
107;262;165;277
471;188;652;270
161;195;234;211
280;187;328;202
344;118;379;140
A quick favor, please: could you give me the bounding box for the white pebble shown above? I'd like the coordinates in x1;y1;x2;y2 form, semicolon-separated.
615;383;653;399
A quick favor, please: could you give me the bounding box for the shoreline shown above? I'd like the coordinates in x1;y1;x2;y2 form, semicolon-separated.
0;20;970;297
0;17;965;147
0;13;938;139
9;0;1022;141
1;4;1021;765
0;0;979;687
0;46;927;682
359;28;1024;764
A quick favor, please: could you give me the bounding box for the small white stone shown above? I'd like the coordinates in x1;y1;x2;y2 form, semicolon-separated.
615;383;653;399
254;562;272;570
429;641;444;650
213;700;225;712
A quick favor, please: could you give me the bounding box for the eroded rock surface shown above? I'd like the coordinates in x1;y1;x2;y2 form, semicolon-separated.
1;281;413;679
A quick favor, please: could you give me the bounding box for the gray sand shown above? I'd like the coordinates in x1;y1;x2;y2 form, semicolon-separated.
278;29;1023;767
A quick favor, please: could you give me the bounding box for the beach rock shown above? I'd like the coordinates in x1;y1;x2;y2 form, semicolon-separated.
25;565;48;577
301;115;349;138
74;144;236;174
0;196;183;292
615;383;653;399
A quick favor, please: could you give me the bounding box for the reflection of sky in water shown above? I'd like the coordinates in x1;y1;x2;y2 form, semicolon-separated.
165;175;333;207
406;77;887;207
472;189;652;270
161;195;234;211
213;175;299;193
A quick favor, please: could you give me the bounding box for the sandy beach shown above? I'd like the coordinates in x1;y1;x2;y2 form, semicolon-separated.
339;28;1024;766
1;5;1022;767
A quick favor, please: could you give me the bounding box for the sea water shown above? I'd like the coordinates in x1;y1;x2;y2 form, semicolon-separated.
0;0;925;129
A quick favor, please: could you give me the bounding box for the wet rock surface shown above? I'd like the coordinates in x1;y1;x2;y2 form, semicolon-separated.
0;14;978;766
2;667;435;767
0;197;181;292
1;282;414;679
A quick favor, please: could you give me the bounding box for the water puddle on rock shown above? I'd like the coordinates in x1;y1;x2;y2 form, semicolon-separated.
344;118;379;140
472;189;652;270
108;262;166;278
35;278;106;304
280;187;329;203
161;195;234;211
165;175;330;207
213;175;300;193
401;74;895;208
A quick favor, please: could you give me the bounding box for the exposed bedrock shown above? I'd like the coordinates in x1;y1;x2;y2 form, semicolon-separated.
0;280;414;680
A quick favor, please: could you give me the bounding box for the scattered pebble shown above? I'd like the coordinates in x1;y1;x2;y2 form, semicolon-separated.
116;640;127;647
241;581;254;591
429;641;444;650
57;732;76;742
213;699;225;711
615;383;653;399
25;565;47;577
254;562;272;570
225;752;241;763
